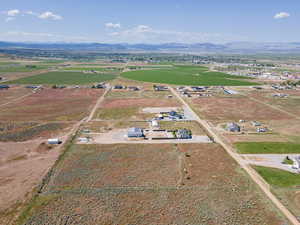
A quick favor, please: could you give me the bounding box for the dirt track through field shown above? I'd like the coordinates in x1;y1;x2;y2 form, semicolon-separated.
87;87;110;122
169;86;300;225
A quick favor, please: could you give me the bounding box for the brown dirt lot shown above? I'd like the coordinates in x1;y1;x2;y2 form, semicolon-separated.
101;97;180;109
20;143;288;225
0;88;104;121
192;96;293;121
248;90;300;117
0;141;64;225
0;86;32;105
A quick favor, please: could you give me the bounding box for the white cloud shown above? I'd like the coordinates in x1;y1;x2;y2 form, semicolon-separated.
6;9;20;17
5;17;15;22
274;12;290;19
105;22;121;29
107;25;248;44
38;11;63;20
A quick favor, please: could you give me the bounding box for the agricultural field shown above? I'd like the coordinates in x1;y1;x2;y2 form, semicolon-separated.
18;144;288;225
61;67;122;72
236;142;300;154
0;65;47;73
5;71;117;85
0;88;104;121
122;65;259;86
254;166;300;219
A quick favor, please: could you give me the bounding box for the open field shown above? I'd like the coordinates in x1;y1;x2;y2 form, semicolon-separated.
5;71;117;85
236;142;300;154
0;88;104;121
122;65;259;86
94;97;180;120
191;96;293;122
0;87;32;105
248;90;300;117
18;143;288;225
0;122;70;142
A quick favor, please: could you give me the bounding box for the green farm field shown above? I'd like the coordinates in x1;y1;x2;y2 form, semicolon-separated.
122;65;259;86
62;67;121;72
5;71;117;85
0;65;47;73
235;142;300;154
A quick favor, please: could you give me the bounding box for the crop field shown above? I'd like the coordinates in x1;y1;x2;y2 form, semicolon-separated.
94;97;180;120
254;166;300;220
236;142;300;154
18;143;288;225
191;96;293;122
5;71;117;85
0;88;104;121
122;65;259;86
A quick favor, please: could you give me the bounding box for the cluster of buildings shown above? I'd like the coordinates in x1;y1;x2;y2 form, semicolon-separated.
225;120;269;133
177;86;212;98
113;85;140;91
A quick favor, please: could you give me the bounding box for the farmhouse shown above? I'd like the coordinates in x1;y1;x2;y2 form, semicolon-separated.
153;85;168;91
176;129;192;139
114;85;126;90
127;127;144;138
128;86;140;91
226;122;241;132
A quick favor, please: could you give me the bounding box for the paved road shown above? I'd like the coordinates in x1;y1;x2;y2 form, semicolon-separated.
169;86;300;225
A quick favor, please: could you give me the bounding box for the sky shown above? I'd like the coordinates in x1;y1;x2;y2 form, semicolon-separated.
0;0;299;44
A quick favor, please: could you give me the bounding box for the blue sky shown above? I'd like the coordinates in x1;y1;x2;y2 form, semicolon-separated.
0;0;299;43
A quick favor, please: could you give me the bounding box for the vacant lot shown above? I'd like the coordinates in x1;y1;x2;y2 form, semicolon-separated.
18;144;288;225
0;122;71;142
236;142;300;154
94;97;180;120
5;71;117;85
122;65;259;86
192;96;292;121
0;87;32;105
0;88;103;121
249;90;300;117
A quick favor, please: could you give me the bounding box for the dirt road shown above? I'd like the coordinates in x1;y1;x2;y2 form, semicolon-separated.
169;86;300;225
87;87;110;122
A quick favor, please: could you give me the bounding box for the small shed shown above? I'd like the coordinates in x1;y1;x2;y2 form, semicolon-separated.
151;120;159;128
127;128;144;138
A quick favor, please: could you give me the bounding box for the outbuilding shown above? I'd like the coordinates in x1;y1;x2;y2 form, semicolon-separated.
47;139;61;145
127;128;144;138
226;123;240;132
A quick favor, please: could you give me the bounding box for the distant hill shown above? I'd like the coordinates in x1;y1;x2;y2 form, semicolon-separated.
0;41;299;53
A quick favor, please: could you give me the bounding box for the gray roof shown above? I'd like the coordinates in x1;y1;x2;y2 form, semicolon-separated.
128;127;144;137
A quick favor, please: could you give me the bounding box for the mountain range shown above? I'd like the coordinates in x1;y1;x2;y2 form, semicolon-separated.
0;41;300;54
